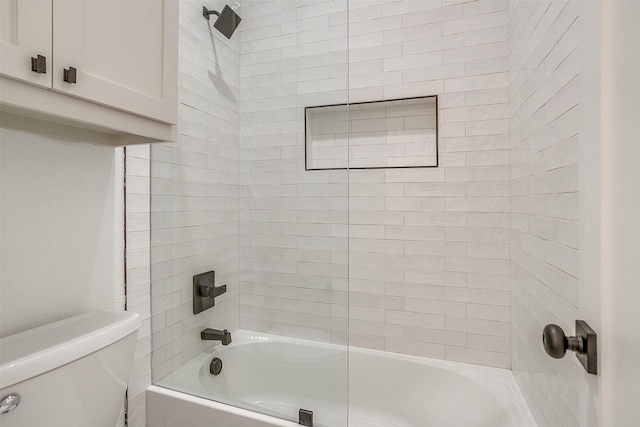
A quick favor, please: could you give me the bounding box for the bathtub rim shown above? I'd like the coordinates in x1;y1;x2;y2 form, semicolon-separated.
147;385;302;427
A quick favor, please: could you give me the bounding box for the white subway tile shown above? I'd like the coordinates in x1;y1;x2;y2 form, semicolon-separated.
445;316;510;337
349;333;385;350
349;306;385;322
444;41;508;64
402;5;464;28
405;298;467;317
385;338;445;359
445;346;509;369
384;80;444;99
385;225;445;241
385;282;445;299
350;292;404;310
384;52;443;72
297;1;347;19
404;326;466;347
445;256;510;275
403;33;465;55
443;11;508;35
383;22;442;45
382;0;442;17
349;319;403;338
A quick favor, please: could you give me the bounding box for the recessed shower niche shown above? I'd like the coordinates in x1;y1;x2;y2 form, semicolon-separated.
305;96;438;170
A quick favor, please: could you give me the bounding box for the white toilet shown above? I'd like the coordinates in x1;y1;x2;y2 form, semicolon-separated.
0;311;140;427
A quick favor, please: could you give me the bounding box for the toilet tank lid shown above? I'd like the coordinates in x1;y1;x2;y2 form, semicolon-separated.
0;311;140;389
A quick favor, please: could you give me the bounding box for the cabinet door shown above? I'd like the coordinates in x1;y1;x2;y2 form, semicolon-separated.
0;0;52;88
52;0;178;124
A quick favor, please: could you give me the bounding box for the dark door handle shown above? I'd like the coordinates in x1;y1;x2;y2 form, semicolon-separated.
542;320;597;374
31;55;46;74
63;67;77;84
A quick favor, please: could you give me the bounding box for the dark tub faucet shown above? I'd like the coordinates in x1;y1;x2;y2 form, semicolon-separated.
201;328;232;345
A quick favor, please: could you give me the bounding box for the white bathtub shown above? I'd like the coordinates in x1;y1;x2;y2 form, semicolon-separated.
148;330;536;427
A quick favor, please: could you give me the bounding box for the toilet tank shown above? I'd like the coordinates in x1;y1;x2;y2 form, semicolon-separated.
0;311;140;427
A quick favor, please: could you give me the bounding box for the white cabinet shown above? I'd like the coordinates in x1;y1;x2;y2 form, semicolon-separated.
0;0;178;145
51;0;178;124
0;0;52;89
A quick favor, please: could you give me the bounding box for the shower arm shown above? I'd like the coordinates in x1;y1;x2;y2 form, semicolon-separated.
202;7;220;20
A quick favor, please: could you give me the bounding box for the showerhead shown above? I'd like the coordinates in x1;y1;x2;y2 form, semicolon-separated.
203;4;242;39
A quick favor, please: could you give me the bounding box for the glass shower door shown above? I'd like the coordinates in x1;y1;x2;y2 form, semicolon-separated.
150;0;350;426
238;0;350;425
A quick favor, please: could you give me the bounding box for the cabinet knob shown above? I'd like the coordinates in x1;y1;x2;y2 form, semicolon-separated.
31;55;46;74
63;67;77;84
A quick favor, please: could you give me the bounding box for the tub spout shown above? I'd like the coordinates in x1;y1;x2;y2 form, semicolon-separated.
201;328;232;345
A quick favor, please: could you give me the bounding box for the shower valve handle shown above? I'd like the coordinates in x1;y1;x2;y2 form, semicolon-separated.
200;283;227;299
193;270;226;314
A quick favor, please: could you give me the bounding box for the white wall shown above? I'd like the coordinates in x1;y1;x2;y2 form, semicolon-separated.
509;0;584;425
598;2;640;425
0;128;123;337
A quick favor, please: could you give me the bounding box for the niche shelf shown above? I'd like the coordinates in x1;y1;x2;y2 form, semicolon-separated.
305;95;438;170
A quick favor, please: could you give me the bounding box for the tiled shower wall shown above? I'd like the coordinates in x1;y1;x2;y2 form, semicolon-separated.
509;0;581;425
239;0;513;368
133;1;589;424
346;0;511;367
127;1;242;425
149;0;241;380
238;0;350;343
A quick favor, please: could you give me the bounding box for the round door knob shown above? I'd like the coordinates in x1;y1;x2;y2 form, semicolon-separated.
542;324;583;359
